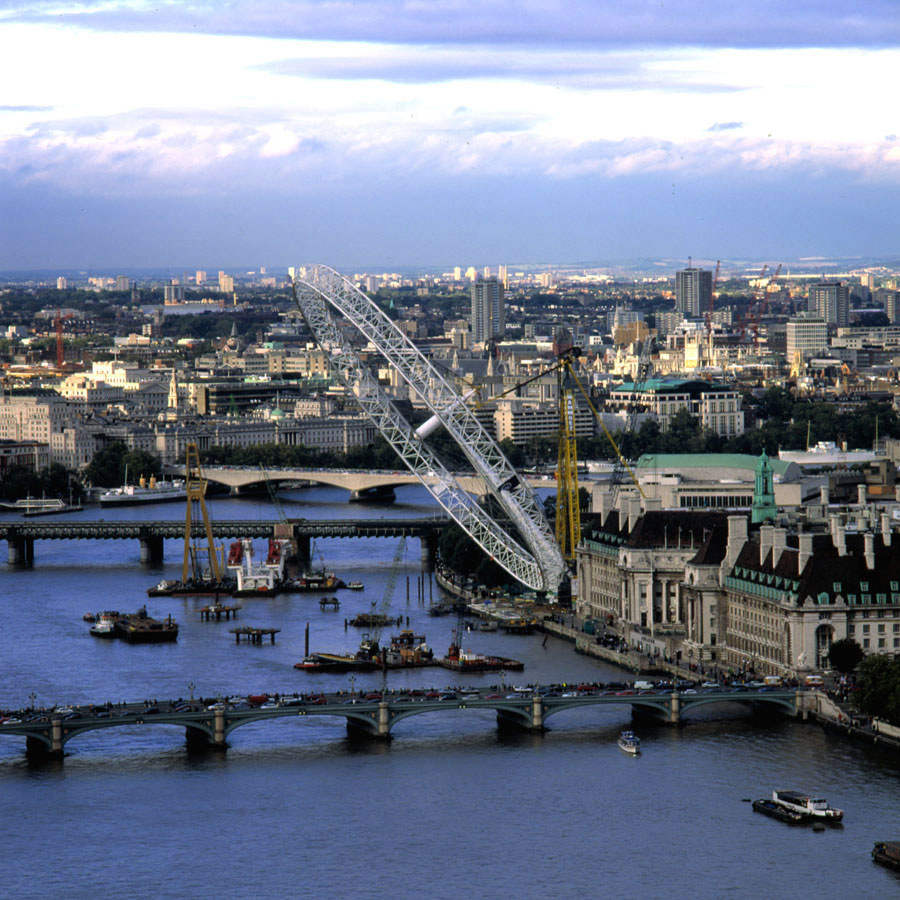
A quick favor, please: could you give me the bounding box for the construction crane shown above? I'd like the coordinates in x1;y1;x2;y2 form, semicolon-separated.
705;260;721;335
556;358;580;566
54;309;74;368
182;443;222;584
750;263;782;349
259;464;288;524
359;535;407;660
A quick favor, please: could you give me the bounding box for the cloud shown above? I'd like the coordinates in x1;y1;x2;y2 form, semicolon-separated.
0;104;54;112
5;1;900;48
262;51;741;92
707;121;742;132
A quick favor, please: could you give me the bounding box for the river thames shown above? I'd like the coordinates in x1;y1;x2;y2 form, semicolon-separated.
1;485;898;899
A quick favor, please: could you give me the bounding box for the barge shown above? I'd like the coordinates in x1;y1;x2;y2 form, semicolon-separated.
872;841;900;871
771;790;843;822
751;798;808;824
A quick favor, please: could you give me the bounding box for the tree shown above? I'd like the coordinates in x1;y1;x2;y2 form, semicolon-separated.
855;654;900;725
827;638;864;675
84;442;129;488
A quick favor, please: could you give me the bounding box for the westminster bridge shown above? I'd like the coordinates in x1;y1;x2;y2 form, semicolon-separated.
0;516;448;566
0;686;806;760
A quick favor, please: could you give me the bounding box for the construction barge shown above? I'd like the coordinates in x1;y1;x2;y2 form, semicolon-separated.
88;607;178;643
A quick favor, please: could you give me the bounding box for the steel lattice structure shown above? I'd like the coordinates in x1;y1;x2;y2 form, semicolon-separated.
292;265;565;592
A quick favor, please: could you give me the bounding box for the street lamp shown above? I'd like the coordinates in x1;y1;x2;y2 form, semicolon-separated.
28;691;36;711
188;682;195;701
349;675;356;696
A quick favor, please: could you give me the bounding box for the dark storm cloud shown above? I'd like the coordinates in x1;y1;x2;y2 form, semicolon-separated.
6;0;900;48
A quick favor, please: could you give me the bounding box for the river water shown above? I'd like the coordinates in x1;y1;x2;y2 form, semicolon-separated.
1;485;898;899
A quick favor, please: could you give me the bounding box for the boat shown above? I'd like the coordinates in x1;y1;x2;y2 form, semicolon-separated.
89;611;120;638
381;630;434;668
280;571;345;592
752;798;807;824
771;790;843;821
114;606;178;643
437;642;524;672
617;730;641;755
99;475;187;507
346;581;364;590
872;841;900;871
148;578;234;597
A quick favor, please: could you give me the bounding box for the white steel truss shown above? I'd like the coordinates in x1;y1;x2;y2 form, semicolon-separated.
292;265;565;592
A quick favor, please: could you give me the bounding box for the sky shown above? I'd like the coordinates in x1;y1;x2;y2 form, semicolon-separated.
2;0;900;271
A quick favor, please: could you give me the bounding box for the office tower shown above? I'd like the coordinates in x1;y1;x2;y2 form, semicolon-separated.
115;275;130;292
465;266;477;282
195;270;206;285
453;266;462;281
218;272;234;293
56;277;67;290
471;278;505;343
498;265;508;289
808;282;849;327
483;266;491;279
786;317;828;360
675;267;712;318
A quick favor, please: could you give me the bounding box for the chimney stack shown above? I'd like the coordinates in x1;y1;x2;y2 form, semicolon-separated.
865;532;875;570
628;496;643;533
834;521;846;557
725;515;748;569
798;532;814;573
820;485;830;506
771;527;787;568
882;513;892;547
858;484;868;505
759;524;775;567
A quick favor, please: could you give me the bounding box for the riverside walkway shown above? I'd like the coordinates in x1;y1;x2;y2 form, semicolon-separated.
0;685;804;760
0;516;447;565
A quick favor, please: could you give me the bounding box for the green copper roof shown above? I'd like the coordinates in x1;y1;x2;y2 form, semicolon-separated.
636;453;796;476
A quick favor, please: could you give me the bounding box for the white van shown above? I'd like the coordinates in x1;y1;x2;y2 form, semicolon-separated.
634;681;655;690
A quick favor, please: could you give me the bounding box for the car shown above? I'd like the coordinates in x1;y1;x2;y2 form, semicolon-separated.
260;702;278;709
207;703;226;711
615;689;635;695
54;707;74;715
310;697;327;705
701;682;719;689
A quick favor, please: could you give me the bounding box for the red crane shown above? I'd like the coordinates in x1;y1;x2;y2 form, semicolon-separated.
54;309;74;368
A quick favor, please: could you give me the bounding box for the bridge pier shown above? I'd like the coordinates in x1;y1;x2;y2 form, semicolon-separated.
295;534;311;570
7;537;34;566
184;725;227;753
420;533;438;570
345;703;393;741
139;535;164;564
496;698;545;734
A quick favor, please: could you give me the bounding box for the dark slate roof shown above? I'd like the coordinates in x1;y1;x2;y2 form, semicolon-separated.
625;511;726;551
729;530;900;607
688;518;730;567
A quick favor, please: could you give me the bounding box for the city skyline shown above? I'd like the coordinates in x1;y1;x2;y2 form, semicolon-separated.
2;1;900;269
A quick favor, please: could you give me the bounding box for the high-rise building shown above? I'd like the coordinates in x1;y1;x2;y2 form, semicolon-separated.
471;278;505;343
453;266;462;281
465;266;477;282
56;277;67;290
808;281;850;327
483;266;491;279
786;317;828;360
498;264;508;289
218;272;234;293
115;275;130;292
675;267;712;318
195;270;207;285
164;284;185;304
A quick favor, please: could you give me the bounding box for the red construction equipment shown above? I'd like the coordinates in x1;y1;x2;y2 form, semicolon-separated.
54;309;74;368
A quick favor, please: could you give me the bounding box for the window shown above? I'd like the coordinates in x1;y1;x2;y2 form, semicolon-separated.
880;639;886;649
863;624;870;634
861;582;869;592
864;639;871;648
862;595;871;604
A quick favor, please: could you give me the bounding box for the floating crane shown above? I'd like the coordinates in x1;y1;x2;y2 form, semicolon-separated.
358;536;407;661
182;443;222;584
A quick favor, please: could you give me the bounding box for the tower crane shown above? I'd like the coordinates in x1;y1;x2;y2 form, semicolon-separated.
705;260;721;335
54;309;74;368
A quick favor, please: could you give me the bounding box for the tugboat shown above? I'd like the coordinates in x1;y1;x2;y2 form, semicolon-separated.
346;581;364;591
617;730;641;755
770;790;843;822
89;611;120;638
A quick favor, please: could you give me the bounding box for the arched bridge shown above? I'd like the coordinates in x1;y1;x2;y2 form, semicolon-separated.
0;688;805;759
166;466;556;501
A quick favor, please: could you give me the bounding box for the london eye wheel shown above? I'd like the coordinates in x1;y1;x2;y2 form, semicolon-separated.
292;265;565;593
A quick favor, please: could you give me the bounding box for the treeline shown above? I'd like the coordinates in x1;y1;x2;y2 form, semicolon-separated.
0;463;84;503
855;654;900;726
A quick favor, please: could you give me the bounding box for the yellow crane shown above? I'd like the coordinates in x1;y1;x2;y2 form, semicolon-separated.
181;443;222;584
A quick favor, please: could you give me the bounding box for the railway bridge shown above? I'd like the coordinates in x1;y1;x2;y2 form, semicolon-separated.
0;516;448;567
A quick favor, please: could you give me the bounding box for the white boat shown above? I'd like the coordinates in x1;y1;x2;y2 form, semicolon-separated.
89;611;120;638
618;730;641;755
99;475;187;506
771;790;843;821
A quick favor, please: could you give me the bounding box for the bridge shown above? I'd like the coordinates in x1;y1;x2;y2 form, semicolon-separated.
166;465;557;502
0;516;449;566
0;686;806;760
